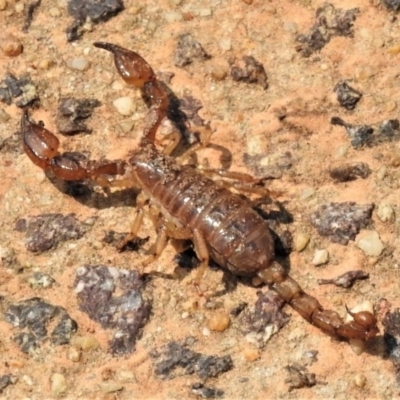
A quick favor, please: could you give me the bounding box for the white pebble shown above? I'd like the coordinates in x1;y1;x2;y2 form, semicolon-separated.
199;8;212;17
312;249;329;266
377;203;394;222
163;11;183;22
113;97;135;116
67;58;90;71
51;373;68;397
356;230;384;257
219;38;232;51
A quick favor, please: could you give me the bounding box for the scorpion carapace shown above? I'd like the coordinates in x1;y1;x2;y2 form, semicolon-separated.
21;42;379;342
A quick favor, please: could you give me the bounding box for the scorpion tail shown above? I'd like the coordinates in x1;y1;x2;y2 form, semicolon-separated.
257;263;378;341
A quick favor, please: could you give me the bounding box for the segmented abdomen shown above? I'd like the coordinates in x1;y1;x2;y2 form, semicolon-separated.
132;145;275;276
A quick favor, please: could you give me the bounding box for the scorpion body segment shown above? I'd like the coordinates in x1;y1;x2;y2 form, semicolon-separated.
21;42;379;343
129;141;275;277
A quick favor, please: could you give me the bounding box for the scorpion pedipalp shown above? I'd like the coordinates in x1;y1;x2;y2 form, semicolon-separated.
21;110;127;182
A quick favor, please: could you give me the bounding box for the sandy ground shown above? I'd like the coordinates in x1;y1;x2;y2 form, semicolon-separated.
1;0;400;398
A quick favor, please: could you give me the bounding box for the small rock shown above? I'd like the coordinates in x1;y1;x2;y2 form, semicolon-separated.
207;61;228;80
67;58;90;71
311;249;329;266
0;0;7;11
242;347;260;361
113;96;135;116
163;11;183;22
333;81;362;110
49;7;61;17
379;119;399;140
329;162;371;182
377;203;394;222
207;312;231;332
310;202;374;245
0;33;23;57
230;56;268;90
71;335;100;352
174;33;209;67
50;373;67;397
68;346;81;362
294;232;310;252
382;0;400;11
354;373;367;388
331;117;373;148
27;272;55;289
356;230;384;257
100;381;123;393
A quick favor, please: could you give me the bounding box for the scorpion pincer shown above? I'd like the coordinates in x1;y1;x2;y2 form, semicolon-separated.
21;42;379;342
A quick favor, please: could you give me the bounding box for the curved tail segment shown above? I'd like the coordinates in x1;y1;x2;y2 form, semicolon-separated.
258;263;378;341
93;42;168;144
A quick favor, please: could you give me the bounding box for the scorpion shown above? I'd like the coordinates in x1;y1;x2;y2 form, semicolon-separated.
21;42;378;342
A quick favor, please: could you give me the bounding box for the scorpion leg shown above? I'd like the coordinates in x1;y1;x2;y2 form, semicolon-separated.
93;42;168;143
22;111;128;182
258;263;378;341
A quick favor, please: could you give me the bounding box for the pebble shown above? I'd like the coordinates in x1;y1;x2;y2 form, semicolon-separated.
354;373;367;388
300;187;315;200
67;58;90;71
113;96;135;116
71;335;100;351
0;33;22;57
207;312;231;332
294;232;310;252
199;8;212;17
37;58;54;70
311;249;329;266
68;346;81;362
100;382;123;393
50;373;68;397
377;203;394;222
163;11;183;22
0;0;6;11
219;38;232;51
243;347;260;361
356;230;384;257
49;7;61;18
354;65;377;82
376;166;387;181
207;61;228;80
14;2;23;12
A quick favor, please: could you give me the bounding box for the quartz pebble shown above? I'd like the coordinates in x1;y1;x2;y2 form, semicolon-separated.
51;373;68;397
356;230;384;257
354;373;367;388
68;346;81;362
377;203;394;222
67;58;90;71
113;97;135;116
311;249;329;266
294;232;310;252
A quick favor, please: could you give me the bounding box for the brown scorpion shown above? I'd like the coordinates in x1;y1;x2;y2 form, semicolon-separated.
21;42;378;342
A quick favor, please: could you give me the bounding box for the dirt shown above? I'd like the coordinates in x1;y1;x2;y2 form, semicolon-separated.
1;0;400;399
